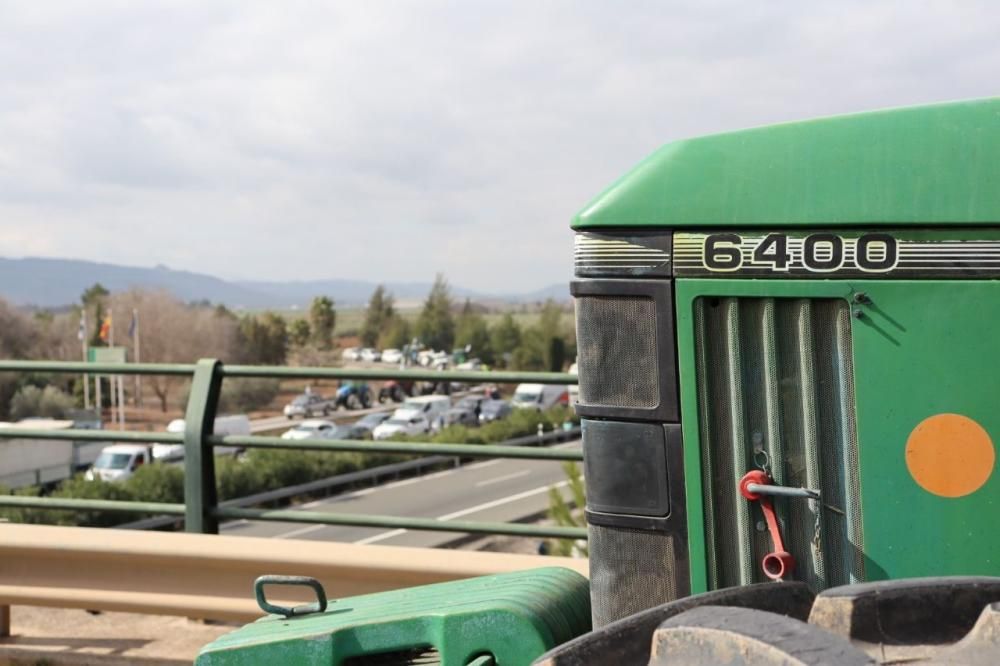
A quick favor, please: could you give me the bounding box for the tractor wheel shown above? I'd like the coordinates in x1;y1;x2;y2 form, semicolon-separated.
533;577;1000;666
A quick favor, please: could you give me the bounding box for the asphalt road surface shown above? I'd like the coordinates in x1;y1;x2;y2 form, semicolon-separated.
220;439;581;548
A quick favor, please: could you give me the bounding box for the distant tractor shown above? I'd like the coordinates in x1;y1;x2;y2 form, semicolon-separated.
199;99;1000;664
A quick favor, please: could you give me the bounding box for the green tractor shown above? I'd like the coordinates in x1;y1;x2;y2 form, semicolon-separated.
198;98;1000;664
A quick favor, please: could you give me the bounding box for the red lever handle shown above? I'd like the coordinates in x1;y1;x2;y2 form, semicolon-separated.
739;470;794;581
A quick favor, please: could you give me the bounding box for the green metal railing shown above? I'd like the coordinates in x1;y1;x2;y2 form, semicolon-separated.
0;359;585;540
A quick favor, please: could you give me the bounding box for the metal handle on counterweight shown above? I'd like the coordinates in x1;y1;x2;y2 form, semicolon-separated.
254;575;329;618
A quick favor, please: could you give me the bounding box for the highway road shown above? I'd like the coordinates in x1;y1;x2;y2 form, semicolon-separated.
249;404;393;433
220;440;582;549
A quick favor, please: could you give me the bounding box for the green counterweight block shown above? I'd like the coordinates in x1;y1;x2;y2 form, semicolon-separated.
196;567;591;666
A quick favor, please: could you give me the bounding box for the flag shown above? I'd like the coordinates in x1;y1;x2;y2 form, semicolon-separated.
128;311;137;339
99;314;112;343
78;312;86;342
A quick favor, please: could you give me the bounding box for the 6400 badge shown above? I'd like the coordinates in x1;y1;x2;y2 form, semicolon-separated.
673;231;952;277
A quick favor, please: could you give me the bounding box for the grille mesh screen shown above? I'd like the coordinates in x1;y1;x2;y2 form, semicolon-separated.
588;523;677;627
694;297;863;592
576;296;658;409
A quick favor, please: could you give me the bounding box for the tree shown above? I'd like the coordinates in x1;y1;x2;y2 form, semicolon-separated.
360;286;395;348
511;327;547;370
455;299;493;363
490;313;522;368
107;290;241;411
81;283;109;346
309;296;336;350
416;274;455;351
289;319;311;347
376;315;410;350
535;300;570;371
239;313;288;366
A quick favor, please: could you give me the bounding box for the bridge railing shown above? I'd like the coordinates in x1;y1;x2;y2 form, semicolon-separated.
0;359;585;540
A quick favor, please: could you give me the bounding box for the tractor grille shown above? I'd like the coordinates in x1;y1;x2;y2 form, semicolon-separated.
588;523;678;627
693;297;863;591
576;295;659;409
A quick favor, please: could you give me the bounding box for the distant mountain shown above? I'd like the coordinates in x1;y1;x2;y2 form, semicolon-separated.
0;257;569;309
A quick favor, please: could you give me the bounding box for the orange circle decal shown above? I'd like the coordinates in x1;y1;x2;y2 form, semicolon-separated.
905;413;995;498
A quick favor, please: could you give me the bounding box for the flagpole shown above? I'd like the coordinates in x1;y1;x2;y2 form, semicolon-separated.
81;311;90;410
108;308;118;430
132;308;142;408
95;311;102;417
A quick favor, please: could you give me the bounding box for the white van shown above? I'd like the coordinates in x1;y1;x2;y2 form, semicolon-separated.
152;415;251;461
86;444;154;482
511;383;570;411
397;395;451;425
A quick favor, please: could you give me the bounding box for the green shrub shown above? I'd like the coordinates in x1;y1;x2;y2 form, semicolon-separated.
220;378;281;413
9;385;75;420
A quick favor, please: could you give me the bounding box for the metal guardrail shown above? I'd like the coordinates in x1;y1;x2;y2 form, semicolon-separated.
0;523;588;625
119;426;582;531
0;359;585;540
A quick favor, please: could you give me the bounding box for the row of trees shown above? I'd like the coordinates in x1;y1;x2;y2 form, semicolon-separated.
0;287;342;416
358;275;575;371
0;275;573;417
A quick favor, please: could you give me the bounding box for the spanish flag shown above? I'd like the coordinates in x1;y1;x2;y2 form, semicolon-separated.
99;314;112;343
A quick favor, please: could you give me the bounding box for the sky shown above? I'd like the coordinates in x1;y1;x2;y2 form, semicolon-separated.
0;1;998;293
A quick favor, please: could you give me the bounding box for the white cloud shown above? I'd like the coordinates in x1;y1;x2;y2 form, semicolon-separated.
0;1;998;291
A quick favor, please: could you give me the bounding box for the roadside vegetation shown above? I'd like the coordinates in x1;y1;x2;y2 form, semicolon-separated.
0;405;577;528
547;461;588;557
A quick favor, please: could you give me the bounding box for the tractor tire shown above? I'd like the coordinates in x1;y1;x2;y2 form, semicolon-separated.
534;577;1000;666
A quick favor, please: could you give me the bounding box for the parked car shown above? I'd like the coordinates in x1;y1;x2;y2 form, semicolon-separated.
437;396;488;429
346;412;392;439
360;348;381;362
381;348;403;364
283;392;334;419
511;383;570;411
280;419;347;441
398;395;451;423
479;399;513;423
152;415;251;461
341;347;362;361
335;382;372;410
86;444;154;482
372;409;430;440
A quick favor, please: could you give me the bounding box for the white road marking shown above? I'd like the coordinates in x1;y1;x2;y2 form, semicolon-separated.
352;480;571;545
436;481;569;521
474;469;531;487
275;523;328;539
354;528;408;545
